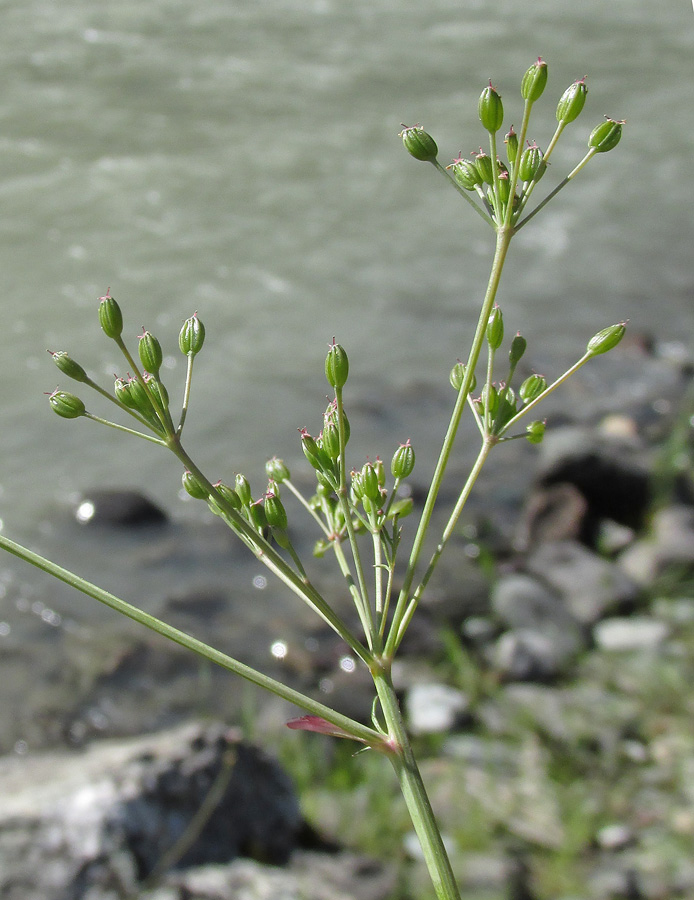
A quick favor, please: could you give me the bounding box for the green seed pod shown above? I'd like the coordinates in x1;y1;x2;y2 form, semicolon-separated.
213;481;242;509
49;351;89;384
400;125;438;162
362;495;375;516
249;499;268;532
265;457;290;483
360;463;381;502
588;118;623;153
521;58;548;103
496;172;510;206
375;458;386;489
333;505;347;532
313;538;330;558
387;497;414;519
49;389;85;419
450;362;476;394
447;157;482;190
391;440;415;479
519;144;546;182
138;330;163;377
143;373;169;410
486;306;504;350
556;79;587;125
478;83;504;133
519;374;548;404
350;469;364;500
316;471;335;492
474;151;494;185
321;422;341;461
315;481;333;500
182;471;209;500
586;322;626;356
235;473;252;507
179;312;205;356
509;333;527;367
324;401;350;445
526;420;546;444
504;127;519;166
127;376;155;417
493;393;518;432
300;429;334;474
264;490;288;531
480;383;499;416
114;377;136;409
98;293;123;339
325;341;349;389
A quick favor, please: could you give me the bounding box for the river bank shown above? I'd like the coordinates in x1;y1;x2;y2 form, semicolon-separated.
1;335;693;898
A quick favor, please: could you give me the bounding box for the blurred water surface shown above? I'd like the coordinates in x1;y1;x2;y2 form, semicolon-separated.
0;0;692;732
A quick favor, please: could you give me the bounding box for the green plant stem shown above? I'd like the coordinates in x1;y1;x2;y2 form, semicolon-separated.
504;98;533;228
432;161;495;227
515;148;596;232
542;120;567;164
372;526;384;614
170;436;373;666
385;225;513;657
283;478;331;537
374;669;461;900
83;412;167;445
177;352;195;435
489;131;501;220
83;376;154;429
499;350;592;434
330;536;375;641
0;532;383;746
391;436;495;652
114;336;176;436
334;385;379;652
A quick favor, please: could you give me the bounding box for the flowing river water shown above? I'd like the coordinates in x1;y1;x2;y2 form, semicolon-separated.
0;0;692;749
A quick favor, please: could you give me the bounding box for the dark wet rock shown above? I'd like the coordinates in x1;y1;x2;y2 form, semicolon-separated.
405;682;470;735
0;722;308;900
504;848;538;900
618;504;694;585
491;573;588;660
74;488;168;528
525;541;640;626
535;426;652;532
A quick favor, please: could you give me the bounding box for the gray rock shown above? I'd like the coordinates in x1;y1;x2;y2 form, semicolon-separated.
619;505;694;586
595;823;636;850
405;682;470;735
492;629;568;682
514;482;590;552
491;573;587;661
0;722;304;900
140;851;396;900
526;541;640;625
594;617;670;652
